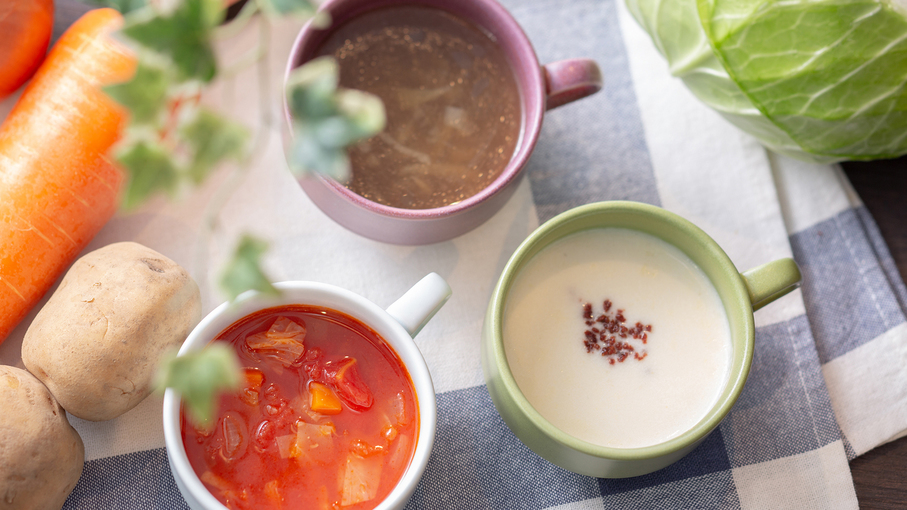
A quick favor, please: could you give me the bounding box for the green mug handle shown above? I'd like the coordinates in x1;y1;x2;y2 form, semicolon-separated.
741;257;802;311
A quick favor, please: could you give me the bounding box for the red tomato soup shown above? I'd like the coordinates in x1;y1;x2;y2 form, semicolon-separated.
181;305;419;510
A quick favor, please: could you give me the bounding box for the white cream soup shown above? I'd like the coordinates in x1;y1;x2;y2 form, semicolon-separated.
503;227;732;449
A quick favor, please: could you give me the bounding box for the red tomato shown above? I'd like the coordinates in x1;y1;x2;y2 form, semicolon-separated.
0;0;54;99
326;357;375;411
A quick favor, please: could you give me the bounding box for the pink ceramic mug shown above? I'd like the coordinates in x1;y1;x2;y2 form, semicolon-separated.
283;0;603;245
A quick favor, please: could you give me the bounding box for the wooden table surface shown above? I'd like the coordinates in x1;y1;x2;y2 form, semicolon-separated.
841;157;907;509
46;1;907;507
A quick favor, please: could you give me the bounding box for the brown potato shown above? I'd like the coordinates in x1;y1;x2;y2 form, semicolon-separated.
0;365;84;509
22;242;202;421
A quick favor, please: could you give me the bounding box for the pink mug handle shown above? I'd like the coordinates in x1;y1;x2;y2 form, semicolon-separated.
543;58;603;110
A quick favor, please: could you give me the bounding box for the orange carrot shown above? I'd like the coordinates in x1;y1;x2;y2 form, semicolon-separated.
0;0;54;98
0;8;135;342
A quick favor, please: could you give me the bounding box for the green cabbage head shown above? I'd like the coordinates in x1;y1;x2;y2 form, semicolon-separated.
625;0;907;163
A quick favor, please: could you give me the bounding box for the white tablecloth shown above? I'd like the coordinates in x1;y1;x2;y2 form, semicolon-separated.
2;1;905;508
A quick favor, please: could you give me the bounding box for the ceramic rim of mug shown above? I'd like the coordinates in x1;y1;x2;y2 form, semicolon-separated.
162;281;438;510
283;0;545;221
486;201;755;463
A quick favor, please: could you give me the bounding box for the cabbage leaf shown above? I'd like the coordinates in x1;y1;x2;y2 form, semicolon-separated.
626;0;907;163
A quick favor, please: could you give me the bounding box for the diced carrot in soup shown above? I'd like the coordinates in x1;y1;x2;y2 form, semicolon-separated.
309;381;343;415
239;368;264;406
181;305;418;510
244;368;264;389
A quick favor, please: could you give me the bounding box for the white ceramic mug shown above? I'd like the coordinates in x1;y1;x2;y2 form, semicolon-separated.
162;273;452;509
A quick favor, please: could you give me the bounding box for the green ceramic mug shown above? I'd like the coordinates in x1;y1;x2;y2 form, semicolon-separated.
481;201;801;478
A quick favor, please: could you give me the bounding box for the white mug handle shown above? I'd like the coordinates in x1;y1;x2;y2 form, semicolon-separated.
386;273;452;338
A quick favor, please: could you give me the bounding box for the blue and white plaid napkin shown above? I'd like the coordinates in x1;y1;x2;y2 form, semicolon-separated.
1;0;903;508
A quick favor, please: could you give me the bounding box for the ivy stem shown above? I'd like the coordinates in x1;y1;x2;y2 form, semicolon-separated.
219;44;267;79
193;13;276;300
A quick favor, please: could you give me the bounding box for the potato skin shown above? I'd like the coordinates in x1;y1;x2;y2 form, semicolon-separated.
22;242;202;421
0;365;84;509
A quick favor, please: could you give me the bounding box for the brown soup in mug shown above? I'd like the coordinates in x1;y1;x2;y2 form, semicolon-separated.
318;5;522;209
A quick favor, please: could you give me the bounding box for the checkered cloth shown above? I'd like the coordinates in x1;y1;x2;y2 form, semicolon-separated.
7;0;900;508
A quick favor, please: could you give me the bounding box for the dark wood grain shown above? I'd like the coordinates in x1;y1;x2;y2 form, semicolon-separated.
848;435;907;510
842;155;907;509
842;157;907;280
42;2;907;507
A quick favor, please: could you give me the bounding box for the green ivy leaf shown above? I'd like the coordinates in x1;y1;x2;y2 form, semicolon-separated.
84;0;148;14
336;89;386;139
309;114;367;148
116;140;181;210
155;343;242;429
220;234;279;302
121;0;223;82
286;122;351;178
284;57;385;178
286;57;340;119
104;61;170;125
181;108;249;184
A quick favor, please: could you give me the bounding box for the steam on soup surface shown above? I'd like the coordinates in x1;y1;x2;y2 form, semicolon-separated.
181;305;418;510
318;5;522;209
503;228;732;449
